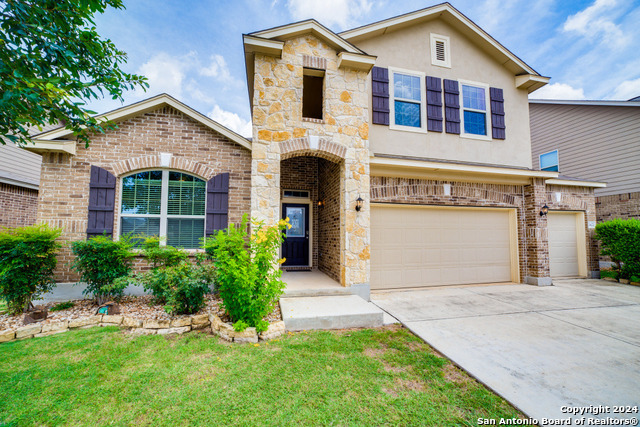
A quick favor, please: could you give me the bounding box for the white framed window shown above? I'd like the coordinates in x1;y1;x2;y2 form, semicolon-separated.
540;150;559;172
430;33;451;68
459;80;491;140
120;170;206;249
389;67;427;133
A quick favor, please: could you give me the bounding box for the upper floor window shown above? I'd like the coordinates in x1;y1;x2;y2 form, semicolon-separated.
460;82;490;139
390;68;426;131
540;150;559;172
303;68;324;120
430;33;451;68
120;170;206;248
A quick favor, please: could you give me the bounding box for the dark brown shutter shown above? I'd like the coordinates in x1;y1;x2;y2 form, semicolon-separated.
205;173;229;236
87;165;116;238
443;79;460;134
426;76;443;132
371;66;389;125
490;87;506;139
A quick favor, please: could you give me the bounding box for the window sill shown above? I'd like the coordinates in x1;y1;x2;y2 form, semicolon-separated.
302;117;325;124
460;133;492;142
389;124;427;134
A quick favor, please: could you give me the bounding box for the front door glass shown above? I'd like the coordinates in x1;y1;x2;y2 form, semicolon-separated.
286;207;305;238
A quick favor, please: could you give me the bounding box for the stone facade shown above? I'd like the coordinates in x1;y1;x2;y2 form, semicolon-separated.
37;106;252;281
251;35;371;287
596;192;640;222
0;183;38;229
370;176;599;283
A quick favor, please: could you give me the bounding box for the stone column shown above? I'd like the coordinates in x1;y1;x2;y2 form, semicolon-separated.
523;177;551;286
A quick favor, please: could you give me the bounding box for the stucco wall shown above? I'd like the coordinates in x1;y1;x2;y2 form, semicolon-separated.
354;19;533;168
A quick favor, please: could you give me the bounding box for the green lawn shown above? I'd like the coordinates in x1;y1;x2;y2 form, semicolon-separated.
0;326;522;426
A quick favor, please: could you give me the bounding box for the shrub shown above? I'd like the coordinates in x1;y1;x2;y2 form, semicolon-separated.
205;214;288;333
136;237;189;303
599;269;618;280
50;301;74;312
71;235;135;305
595;219;640;280
161;261;211;315
0;224;61;314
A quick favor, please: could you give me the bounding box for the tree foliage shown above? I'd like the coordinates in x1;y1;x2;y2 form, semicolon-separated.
0;0;148;146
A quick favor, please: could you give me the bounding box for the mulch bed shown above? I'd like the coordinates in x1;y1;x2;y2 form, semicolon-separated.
0;294;282;332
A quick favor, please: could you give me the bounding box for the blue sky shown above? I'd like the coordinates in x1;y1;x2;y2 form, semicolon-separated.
87;0;640;136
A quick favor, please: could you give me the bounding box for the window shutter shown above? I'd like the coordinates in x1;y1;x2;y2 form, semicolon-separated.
205;172;229;236
490;87;506;139
426;76;443;132
87;165;116;238
443;79;460;134
371;66;389;125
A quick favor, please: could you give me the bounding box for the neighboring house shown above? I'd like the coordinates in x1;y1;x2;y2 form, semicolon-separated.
530;99;639;224
0;143;41;229
26;3;603;291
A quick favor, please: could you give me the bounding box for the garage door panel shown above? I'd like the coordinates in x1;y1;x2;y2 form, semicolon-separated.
548;212;580;277
371;205;514;289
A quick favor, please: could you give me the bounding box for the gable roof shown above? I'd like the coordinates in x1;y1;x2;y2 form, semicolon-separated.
30;94;252;151
250;19;366;55
339;2;542;77
530;99;640;108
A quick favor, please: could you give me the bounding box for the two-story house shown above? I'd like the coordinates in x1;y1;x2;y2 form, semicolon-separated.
530;99;638;224
25;3;603;294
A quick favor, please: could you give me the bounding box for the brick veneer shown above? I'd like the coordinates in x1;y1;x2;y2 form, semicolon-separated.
0;183;38;229
37;106;252;282
546;185;599;274
370;176;600;283
318;158;341;282
596;192;640;222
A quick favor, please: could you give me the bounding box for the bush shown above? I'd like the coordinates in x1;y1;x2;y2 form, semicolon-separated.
161;261;211;315
205;214;288;333
71;235;135;305
595;219;640;280
50;301;74;312
0;224;61;314
136;237;189;303
599;269;618;280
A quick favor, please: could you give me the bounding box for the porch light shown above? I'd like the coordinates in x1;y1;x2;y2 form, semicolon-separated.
355;196;364;212
540;204;549;217
317;199;325;208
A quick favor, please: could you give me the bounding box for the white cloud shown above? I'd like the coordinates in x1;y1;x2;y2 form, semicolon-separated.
611;78;640;100
137;51;197;98
207;105;252;137
563;0;628;46
286;0;372;29
530;83;586;100
199;54;232;82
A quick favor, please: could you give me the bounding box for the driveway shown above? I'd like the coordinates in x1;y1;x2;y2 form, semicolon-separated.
371;279;640;425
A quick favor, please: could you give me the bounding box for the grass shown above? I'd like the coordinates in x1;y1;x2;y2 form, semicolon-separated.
49;301;74;312
0;325;523;426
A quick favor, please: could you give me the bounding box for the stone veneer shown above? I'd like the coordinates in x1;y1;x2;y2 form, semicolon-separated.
0;183;38;229
596;192;640;222
370;176;599;283
36;106;252;282
251;34;370;287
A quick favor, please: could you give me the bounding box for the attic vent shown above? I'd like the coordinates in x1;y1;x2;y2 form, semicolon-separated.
430;33;451;68
435;40;446;62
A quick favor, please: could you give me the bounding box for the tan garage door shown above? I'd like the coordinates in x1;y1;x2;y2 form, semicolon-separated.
548;211;586;277
370;205;517;289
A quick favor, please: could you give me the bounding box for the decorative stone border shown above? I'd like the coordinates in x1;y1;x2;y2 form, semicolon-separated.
0;313;286;344
602;277;640;286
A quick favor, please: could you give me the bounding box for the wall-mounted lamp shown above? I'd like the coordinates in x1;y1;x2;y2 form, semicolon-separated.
355;196;364;212
317;199;325;208
540;204;549;217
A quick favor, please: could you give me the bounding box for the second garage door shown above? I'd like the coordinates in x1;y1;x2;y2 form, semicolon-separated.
371;205;518;289
548;211;587;278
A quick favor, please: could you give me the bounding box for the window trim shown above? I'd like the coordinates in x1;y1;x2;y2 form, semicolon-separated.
539;149;560;172
389;67;427;133
430;33;451;68
459;79;491;141
118;169;207;248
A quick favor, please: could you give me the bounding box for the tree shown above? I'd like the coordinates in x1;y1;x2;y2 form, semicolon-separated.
0;0;148;147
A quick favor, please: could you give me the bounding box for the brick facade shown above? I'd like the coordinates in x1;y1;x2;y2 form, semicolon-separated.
370;176;599;283
0;183;38;229
37;106;252;282
596;192;640;222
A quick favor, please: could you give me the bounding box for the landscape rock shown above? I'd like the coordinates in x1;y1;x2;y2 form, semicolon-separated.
122;317;143;328
69;316;101;328
129;328;156;336
170;317;192;328
209;314;223;332
0;330;15;343
234;327;258;344
619;279;630;284
191;314;210;329
602;277;618;282
16;324;42;339
35;329;69;338
259;321;286;341
102;315;123;325
42;321;69;333
143;319;171;329
157;326;190;335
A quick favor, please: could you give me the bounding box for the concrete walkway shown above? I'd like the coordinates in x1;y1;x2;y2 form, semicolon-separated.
371;279;640;425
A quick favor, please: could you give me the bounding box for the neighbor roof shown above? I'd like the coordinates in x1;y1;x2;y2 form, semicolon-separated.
529;99;640;108
339;2;543;77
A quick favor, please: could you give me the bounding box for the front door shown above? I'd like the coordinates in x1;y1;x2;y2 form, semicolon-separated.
281;203;309;266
